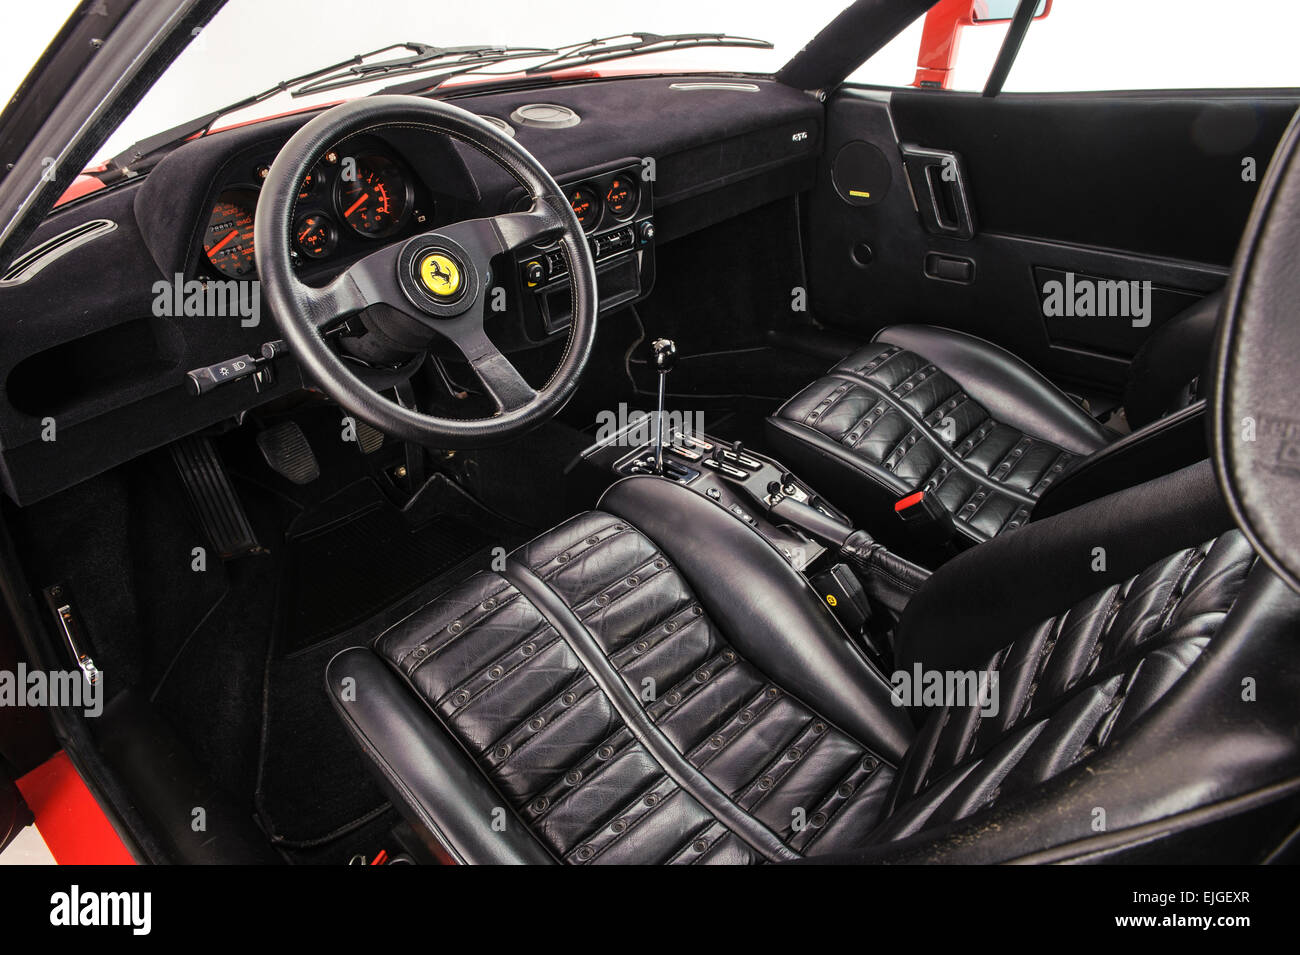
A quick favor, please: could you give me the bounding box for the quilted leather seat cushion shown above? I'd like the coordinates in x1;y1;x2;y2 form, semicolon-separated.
373;511;897;863
769;339;1089;541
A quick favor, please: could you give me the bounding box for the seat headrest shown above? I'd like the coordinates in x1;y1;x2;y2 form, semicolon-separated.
1211;107;1300;593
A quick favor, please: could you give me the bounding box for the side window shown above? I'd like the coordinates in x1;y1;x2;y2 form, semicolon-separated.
1003;0;1300;91
847;0;1300;93
847;16;1009;92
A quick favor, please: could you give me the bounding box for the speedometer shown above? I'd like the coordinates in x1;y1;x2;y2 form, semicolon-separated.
204;189;257;278
334;154;412;238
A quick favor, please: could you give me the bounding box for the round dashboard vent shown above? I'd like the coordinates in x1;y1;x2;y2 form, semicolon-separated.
478;115;515;137
509;103;580;129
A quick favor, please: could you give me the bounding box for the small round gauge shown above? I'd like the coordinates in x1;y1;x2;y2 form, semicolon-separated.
604;175;637;218
568;185;601;232
203;189;258;278
294;212;337;259
298;168;322;201
334;154;412;238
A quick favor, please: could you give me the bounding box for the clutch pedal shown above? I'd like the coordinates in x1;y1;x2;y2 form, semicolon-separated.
170;436;263;558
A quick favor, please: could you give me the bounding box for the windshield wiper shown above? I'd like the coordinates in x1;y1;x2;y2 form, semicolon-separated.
291;42;556;97
375;32;774;99
522;32;772;75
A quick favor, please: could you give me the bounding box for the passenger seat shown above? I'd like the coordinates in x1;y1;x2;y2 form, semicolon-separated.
766;292;1222;547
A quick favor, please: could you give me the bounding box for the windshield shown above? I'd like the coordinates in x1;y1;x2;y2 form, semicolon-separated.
91;0;853;164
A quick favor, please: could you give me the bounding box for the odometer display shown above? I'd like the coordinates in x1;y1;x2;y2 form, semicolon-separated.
335;154;412;238
568;185;601;232
204;189;257;278
604;175;636;218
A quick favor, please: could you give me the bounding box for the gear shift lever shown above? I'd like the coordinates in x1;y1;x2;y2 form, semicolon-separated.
651;338;677;474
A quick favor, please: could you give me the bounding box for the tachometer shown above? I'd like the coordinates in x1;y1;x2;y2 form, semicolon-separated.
604;175;637;218
204;189;258;278
568;185;601;232
334;154;412;238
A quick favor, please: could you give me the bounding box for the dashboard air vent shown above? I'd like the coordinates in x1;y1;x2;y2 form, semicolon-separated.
1;218;117;286
479;115;515;137
510;104;580;129
669;82;761;93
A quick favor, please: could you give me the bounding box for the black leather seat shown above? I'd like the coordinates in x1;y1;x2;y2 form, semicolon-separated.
327;458;1299;864
765;294;1222;545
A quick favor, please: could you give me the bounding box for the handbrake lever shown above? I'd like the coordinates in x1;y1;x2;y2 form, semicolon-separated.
767;495;929;614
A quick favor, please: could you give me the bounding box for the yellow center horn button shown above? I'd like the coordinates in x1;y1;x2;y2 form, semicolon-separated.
418;252;462;298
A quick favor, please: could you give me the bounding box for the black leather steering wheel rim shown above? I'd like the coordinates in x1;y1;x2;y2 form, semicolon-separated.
254;95;599;447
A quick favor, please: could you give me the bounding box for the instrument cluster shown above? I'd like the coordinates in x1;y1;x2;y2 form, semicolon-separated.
202;143;426;279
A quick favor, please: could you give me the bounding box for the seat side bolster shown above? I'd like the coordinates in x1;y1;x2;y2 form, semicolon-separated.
325;647;555;865
599;475;915;763
876;324;1112;456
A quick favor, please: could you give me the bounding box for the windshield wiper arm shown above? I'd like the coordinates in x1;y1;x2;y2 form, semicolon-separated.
523;32;772;75
291;42;556;97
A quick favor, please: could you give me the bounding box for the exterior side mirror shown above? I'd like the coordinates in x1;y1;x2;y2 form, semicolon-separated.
971;0;1051;24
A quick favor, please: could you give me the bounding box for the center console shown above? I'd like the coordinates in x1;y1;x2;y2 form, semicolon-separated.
578;338;931;667
610;427;850;574
507;158;656;339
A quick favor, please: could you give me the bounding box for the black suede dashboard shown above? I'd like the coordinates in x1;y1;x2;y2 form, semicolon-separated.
0;75;822;505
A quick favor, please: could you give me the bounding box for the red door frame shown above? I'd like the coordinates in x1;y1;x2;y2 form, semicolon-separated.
913;0;1052;89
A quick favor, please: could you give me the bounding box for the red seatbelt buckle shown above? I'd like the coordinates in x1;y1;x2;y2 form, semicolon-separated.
895;490;944;523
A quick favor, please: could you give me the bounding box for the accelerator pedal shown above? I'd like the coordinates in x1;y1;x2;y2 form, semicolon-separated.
256;421;321;485
170;436;263;559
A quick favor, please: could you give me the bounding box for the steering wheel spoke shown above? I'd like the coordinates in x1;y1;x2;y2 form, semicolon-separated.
301;244;405;330
437;313;537;414
436;201;566;260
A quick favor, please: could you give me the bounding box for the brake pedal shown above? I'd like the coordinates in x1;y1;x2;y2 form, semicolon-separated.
256;421;321;485
355;419;385;455
170;437;263;558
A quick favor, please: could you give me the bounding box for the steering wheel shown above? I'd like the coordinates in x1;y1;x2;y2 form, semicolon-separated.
254;95;598;446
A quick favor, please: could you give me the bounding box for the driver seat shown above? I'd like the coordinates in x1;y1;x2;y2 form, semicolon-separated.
327;461;1300;863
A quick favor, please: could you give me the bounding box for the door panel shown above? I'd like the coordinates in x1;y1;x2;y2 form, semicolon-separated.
807;87;1300;393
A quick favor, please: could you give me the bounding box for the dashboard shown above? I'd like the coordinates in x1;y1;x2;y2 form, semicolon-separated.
0;75;823;505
